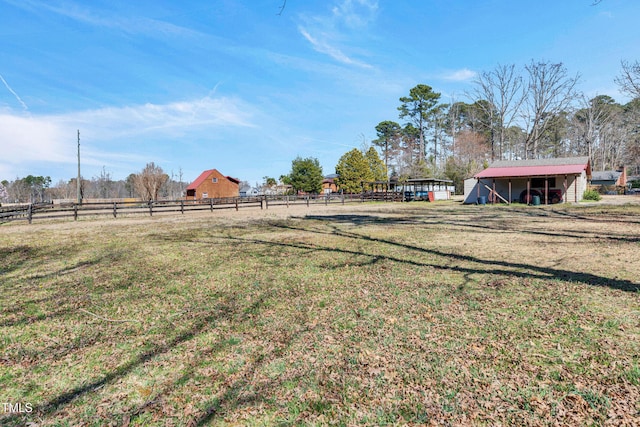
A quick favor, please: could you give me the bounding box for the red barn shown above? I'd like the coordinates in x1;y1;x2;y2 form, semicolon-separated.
185;169;240;200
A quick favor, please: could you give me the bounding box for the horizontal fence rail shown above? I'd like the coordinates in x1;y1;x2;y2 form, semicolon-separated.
0;192;405;224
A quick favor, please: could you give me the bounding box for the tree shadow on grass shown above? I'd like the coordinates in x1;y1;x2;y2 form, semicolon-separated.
0;245;42;276
548;206;640;225
297;207;640;244
0;295;233;426
149;211;638;293
1;282;313;426
303;214;420;226
117;286;311;426
421;216;640;244
191;332;301;426
0;248;140;329
262;216;639;293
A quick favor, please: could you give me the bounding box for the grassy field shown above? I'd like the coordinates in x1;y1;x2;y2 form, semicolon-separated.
1;202;639;426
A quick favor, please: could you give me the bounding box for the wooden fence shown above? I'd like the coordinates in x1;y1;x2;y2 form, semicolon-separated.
0;192;404;224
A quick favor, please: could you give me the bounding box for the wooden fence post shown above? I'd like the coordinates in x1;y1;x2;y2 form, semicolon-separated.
148;200;153;217
210;198;214;212
27;204;33;224
74;204;78;221
235;198;239;211
306;196;309;207
113;202;117;218
181;199;184;214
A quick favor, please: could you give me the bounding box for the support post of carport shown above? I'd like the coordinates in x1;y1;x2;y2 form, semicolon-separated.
508;180;512;205
492;179;496;204
563;175;568;203
527;179;531;205
575;175;578;203
477;178;480;202
545;177;549;205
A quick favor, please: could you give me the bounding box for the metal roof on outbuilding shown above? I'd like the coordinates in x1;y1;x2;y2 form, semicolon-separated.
186;169;240;190
474;157;591;179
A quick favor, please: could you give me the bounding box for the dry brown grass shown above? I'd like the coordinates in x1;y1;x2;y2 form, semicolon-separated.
1;201;639;426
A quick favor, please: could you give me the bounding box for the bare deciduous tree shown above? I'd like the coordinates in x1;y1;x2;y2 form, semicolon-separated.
134;162;169;201
94;166;115;199
472;63;525;161
522;61;580;158
0;182;8;203
615;60;640;99
573;95;617;164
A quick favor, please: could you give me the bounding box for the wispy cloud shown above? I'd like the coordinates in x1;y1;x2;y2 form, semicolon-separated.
298;27;372;69
0;73;29;111
63;96;255;138
331;0;379;29
0;95;256;177
298;0;378;68
3;0;202;38
441;68;477;82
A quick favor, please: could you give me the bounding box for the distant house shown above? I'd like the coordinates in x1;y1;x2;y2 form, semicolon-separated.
322;174;339;194
591;167;627;188
247;187;262;197
185;169;240;200
239;184;253;197
273;184;293;195
463;157;592;204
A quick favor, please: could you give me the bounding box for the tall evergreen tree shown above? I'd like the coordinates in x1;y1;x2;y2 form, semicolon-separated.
373;120;401;175
286;156;323;193
365;147;387;182
335;149;372;194
398;84;441;162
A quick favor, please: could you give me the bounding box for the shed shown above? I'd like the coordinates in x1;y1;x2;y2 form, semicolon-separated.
464;157;591;205
402;178;454;201
185;169;240;200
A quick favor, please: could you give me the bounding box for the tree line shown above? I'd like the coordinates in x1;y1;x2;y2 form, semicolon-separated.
1;163;187;204
371;60;640;190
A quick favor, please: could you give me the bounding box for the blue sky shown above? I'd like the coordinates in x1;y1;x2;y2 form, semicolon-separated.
1;0;639;186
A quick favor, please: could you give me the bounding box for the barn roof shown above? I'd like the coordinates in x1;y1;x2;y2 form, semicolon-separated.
474;157;591;179
186;169;240;190
186;169;216;191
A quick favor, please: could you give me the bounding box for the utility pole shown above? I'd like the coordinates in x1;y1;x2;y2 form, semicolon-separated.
77;129;82;204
